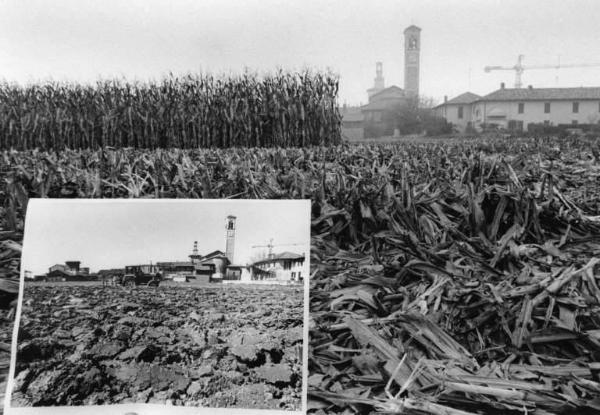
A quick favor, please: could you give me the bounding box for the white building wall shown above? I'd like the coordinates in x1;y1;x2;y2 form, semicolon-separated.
251;258;308;282
436;104;475;132
473;100;600;129
241;268;252;282
273;261;306;281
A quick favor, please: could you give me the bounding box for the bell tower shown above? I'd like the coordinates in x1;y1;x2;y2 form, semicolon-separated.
404;25;421;98
367;62;385;99
225;215;236;263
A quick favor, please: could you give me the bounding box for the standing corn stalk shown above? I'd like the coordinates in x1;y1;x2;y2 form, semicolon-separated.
0;71;342;150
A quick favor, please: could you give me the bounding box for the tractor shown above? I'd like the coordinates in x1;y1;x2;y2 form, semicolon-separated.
121;265;162;287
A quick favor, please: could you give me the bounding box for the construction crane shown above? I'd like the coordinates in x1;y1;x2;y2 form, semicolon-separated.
484;54;600;88
251;238;304;259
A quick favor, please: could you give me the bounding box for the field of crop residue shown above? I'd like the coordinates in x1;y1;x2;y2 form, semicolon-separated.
11;283;304;409
3;135;600;414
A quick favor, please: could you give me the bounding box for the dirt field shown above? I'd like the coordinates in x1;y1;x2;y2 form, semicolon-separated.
10;282;304;410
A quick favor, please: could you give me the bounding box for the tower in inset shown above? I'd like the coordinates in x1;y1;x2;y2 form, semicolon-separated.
225;215;236;263
404;25;421;98
367;62;385;98
189;241;202;264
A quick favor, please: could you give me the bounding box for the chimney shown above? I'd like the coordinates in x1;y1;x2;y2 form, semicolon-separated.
528;85;533;89
444;95;448;103
500;82;505;89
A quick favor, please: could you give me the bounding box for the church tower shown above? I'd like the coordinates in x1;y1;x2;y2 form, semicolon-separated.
225;215;236;263
404;25;421;98
367;62;385;99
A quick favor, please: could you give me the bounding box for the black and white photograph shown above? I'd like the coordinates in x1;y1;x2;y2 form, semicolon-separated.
6;199;309;413
2;1;600;415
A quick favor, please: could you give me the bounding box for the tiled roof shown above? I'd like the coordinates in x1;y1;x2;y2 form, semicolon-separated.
361;99;406;111
435;92;481;107
200;250;227;260
252;251;305;266
361;101;389;111
369;85;405;101
482;87;600;101
47;269;70;276
273;252;305;260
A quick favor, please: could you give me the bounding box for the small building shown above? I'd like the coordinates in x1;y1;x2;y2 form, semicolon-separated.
434;92;481;133
45;261;94;282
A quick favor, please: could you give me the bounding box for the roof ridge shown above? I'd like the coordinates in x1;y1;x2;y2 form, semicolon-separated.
369;85;404;100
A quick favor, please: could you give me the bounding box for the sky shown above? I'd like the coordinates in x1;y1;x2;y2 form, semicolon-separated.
1;0;600;106
21;199;311;276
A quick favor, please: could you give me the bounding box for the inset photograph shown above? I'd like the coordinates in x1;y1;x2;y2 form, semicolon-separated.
7;199;309;414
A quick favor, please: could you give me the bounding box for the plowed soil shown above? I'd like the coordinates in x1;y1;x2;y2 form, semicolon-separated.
11;283;304;410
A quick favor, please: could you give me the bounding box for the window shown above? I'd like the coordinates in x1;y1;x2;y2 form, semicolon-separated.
458;106;464;119
518;103;524;114
572;120;579;125
283;260;292;270
573;102;579;113
544;102;551;113
544;120;550;126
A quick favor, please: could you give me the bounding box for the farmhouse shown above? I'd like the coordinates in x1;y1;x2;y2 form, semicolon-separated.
241;252;306;283
436;84;600;133
45;261;95;282
433;92;481;133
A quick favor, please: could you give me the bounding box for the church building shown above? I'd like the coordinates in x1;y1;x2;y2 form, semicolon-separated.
341;25;422;139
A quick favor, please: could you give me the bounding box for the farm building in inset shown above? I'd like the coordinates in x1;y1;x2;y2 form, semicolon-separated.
155;214;306;284
44;261;95;282
242;252;306;283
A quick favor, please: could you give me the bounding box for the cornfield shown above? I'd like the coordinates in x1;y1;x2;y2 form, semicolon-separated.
0;71;341;150
2;135;600;413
